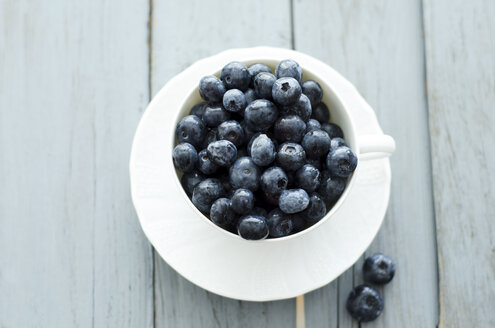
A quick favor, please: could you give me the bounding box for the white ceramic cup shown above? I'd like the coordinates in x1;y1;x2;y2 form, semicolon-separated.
173;58;395;242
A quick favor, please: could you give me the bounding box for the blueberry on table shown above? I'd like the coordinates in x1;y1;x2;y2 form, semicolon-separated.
229;157;260;191
254;72;277;100
282;94;312;122
199;75;226;102
244;88;257;105
276;142;306;172
176;115;206;148
223;89;247;113
231;188;255;214
296;192;326;223
272;77;302;106
321;122;344;139
267;208;293;238
302;129;331;159
260;166;288;195
172;143;198;173
363;253;396;284
192;178;225;213
189;101;207;118
305;119;321;133
248;133;276;167
217;120;245;147
203;104;231;128
317;170;346;202
302;80;323;107
197;149;219;175
221;61;251;91
180;170;205;196
326;146;357;178
244;99;279;132
207;140;237;167
273;115;307;143
311;102;330;124
237;215;269;240
275;59;303;85
295;164;321;193
248;63;272;87
279;189;310;214
346;285;384;322
329;137;348;152
210;198;237;230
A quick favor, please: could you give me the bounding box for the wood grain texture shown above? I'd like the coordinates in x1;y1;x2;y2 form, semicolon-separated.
151;1;294;327
423;1;495;326
0;0;153;327
293;0;439;326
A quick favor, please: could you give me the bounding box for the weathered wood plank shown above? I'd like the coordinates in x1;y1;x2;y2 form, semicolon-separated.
0;0;153;327
423;1;495;326
293;0;439;326
151;0;294;327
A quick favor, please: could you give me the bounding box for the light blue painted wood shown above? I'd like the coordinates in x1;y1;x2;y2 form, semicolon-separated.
0;0;153;327
293;0;439;326
423;0;495;326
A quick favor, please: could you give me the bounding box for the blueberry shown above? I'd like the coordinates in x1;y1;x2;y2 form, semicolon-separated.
272;77;302;106
302;80;323;107
217;120;245;147
210;198;237;229
363;253;396;285
176;115;206;148
244;99;279;132
207;140;237;167
229;157;260;191
260;166;288;195
231;188;255;214
295;164;321;192
254;72;277;100
221;61;250;91
203;104;231;128
317;170;346;202
189;102;207;118
223;89;247;113
273;115;306;143
192;178;225;213
237;215;269;240
305;157;323;170
275;59;303;85
244;88;257;105
276;142;306;171
248;133;276;167
201;128;218;149
283;94;312;122
180;170;205;196
248;63;272;87
346;285;384;322
279;189;310;214
305;119;321;133
326;146;357;178
241;120;257;143
296;192;326;223
302;129;331;159
321;122;344;139
172;142;198;173
330;137;348;152
197;149;219;175
199;75;226;102
311;102;330;123
267;208;293;237
249;206;268;218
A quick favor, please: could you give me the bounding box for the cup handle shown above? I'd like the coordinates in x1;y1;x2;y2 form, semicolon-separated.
358;134;396;160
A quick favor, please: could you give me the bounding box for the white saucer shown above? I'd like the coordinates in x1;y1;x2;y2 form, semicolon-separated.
130;47;391;301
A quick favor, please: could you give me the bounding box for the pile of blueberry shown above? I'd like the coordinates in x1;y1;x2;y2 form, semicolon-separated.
173;59;358;240
346;253;396;322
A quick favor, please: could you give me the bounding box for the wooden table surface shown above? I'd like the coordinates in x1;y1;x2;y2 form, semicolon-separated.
1;0;494;327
